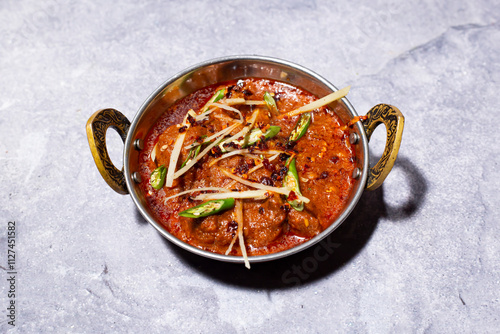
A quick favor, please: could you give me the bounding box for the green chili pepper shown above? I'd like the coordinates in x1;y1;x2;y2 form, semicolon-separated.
200;89;226;113
263;125;281;139
150;165;167;190
181;144;202;168
181;135;208;167
179;198;235;218
181;148;194;168
241;125;281;148
283;158;304;211
212;89;225;103
289;112;311;142
263;91;279;115
220;126;281;152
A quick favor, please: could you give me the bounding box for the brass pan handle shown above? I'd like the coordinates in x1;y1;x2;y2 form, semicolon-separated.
363;104;405;191
86;108;131;194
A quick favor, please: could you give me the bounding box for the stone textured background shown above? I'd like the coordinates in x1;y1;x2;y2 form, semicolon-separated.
1;0;499;333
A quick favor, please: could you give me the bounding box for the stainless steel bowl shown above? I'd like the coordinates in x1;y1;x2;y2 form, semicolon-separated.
87;55;404;265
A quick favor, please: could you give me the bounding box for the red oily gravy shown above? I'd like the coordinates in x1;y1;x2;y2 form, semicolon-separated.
138;78;356;256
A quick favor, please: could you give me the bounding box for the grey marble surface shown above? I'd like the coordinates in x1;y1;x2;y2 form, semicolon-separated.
1;0;499;333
